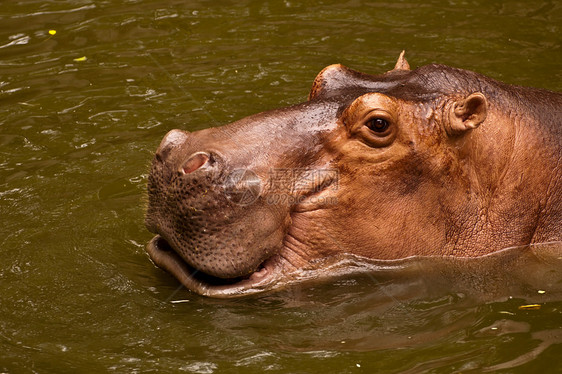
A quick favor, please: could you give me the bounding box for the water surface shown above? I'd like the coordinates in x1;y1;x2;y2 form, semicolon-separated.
1;0;561;372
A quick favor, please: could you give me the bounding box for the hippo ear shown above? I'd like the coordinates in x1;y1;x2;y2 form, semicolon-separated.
391;50;410;72
446;93;488;136
309;64;364;100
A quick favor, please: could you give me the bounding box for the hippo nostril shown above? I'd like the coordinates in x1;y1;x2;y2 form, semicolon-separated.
155;129;190;162
182;152;210;174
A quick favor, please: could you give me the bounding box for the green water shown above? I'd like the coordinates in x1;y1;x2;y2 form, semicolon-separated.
1;0;561;372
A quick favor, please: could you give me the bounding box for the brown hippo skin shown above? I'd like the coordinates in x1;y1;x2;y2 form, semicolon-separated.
145;52;562;297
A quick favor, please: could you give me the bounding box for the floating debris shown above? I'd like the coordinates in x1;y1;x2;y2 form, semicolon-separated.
48;30;56;36
538;290;546;294
518;304;541;310
73;56;87;62
170;299;190;304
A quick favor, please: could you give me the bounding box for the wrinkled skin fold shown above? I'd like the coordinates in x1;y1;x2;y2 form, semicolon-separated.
145;52;562;297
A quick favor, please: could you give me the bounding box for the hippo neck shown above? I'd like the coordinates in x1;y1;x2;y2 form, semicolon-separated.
446;83;562;252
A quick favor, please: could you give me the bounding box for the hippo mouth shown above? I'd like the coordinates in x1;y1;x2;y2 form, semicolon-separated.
146;235;285;298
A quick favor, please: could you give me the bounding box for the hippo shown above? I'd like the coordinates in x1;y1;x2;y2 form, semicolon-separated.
145;52;562;298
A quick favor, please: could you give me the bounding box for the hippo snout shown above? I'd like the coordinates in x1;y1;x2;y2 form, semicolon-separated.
145;124;291;283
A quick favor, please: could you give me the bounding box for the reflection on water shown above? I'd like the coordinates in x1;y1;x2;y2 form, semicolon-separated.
0;0;561;373
197;243;562;365
179;243;562;373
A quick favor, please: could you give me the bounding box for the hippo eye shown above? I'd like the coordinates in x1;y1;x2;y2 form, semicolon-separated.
366;118;390;133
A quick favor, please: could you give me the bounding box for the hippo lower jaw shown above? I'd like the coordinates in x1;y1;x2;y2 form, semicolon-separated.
146;235;288;298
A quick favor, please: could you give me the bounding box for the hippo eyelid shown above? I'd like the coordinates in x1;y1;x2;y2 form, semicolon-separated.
361;111;395;138
342;95;398;148
342;93;398;125
365;108;394;120
347;107;395;133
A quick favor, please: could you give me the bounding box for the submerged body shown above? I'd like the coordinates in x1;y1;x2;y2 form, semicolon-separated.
145;53;562;297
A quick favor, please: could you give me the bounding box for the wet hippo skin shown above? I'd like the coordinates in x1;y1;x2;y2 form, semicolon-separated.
144;52;562;297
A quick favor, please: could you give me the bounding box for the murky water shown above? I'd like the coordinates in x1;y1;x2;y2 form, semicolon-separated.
1;0;561;372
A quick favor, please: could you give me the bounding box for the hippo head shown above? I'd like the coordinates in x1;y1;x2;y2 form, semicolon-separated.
145;52;556;297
